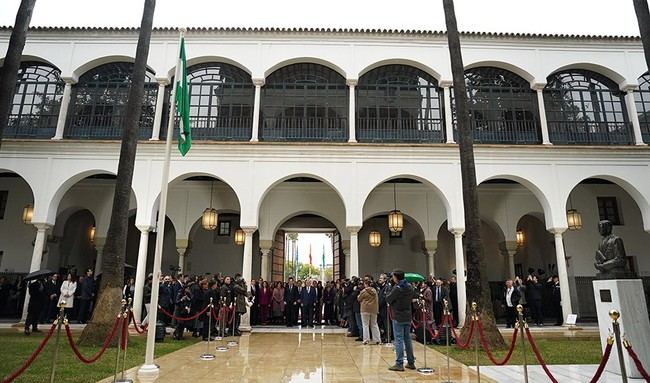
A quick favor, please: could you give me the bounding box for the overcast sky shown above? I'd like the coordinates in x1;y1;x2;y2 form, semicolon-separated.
0;0;642;36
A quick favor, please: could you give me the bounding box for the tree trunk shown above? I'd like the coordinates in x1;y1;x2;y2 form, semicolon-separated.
634;0;650;73
0;0;36;149
78;0;156;345
442;0;505;347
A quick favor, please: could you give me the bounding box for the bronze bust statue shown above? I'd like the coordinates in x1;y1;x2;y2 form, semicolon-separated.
594;220;634;279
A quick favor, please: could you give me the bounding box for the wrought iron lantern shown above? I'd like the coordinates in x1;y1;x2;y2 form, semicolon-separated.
516;230;525;247
369;231;381;247
202;181;218;230
388;182;404;233
566;196;582;231
22;204;33;224
89;226;96;242
234;229;245;245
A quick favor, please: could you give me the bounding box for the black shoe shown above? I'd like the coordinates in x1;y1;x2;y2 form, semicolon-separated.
32;328;41;333
388;365;404;372
405;364;416;370
355;337;363;341
24;328;30;336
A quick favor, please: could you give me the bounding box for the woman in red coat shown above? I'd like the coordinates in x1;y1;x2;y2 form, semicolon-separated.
259;280;273;325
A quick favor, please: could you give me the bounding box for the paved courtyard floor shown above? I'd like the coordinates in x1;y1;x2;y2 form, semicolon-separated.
99;331;491;383
478;364;648;382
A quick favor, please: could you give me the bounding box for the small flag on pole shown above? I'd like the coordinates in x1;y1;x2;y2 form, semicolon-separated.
309;244;313;275
175;36;191;156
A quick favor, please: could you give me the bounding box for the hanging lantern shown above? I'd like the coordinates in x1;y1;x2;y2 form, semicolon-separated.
201;208;218;230
369;231;381;247
22;204;34;224
234;229;245;245
89;226;96;242
566;209;583;231
516;230;525;247
388;210;404;233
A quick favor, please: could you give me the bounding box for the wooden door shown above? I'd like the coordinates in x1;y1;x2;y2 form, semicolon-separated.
333;230;341;280
272;230;285;282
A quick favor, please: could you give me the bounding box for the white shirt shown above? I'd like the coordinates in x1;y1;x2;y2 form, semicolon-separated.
506;287;514;307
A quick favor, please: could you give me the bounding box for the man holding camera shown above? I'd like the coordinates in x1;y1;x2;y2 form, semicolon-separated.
385;269;416;371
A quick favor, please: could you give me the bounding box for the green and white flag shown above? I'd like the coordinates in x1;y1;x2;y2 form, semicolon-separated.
175;36;191;156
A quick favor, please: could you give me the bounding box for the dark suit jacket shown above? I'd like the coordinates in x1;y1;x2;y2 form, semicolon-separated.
300;286;317;306
285;285;299;305
503;287;521;307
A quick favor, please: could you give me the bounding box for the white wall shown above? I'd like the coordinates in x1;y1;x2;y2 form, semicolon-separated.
0;177;36;272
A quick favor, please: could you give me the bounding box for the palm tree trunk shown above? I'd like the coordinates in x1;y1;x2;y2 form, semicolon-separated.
442;0;505;347
78;0;156;345
0;0;37;149
634;0;650;73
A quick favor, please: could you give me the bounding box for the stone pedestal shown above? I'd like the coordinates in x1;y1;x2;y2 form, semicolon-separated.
593;279;650;379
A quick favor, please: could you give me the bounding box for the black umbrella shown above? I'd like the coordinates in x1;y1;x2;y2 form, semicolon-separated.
24;269;55;281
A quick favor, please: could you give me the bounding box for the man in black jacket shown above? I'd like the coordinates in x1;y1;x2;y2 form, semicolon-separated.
526;275;544;326
284;277;299;327
385;269;416;372
503;279;521;328
25;278;46;335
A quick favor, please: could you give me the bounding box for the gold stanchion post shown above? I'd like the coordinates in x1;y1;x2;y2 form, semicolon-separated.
113;299;126;383
516;305;528;383
472;302;480;383
200;298;216;360
49;300;66;383
610;309;628;383
442;299;453;383
116;298;133;383
416;297;434;375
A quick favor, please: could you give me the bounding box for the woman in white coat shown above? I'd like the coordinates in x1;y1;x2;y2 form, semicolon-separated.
59;273;77;316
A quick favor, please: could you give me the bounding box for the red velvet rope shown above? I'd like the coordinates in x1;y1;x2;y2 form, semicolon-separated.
476;319;518;366
158;304;209;321
228;306;236;325
589;342;613;383
524;327;559;383
120;316;128;351
130;314;147;334
450;316;475;349
64;316;121;364
624;343;650;381
2;323;57;383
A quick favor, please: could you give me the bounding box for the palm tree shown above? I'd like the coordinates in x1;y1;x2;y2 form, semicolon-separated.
0;0;37;149
78;0;156;345
634;0;650;72
442;0;504;346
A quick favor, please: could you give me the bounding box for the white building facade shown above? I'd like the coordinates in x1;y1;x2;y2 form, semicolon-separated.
1;27;650;324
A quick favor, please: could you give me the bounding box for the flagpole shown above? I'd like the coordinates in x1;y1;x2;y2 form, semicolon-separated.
138;28;185;377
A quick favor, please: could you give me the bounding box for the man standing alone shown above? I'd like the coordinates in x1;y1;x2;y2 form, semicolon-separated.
503;279;520;328
300;279;317;328
385;269;416;371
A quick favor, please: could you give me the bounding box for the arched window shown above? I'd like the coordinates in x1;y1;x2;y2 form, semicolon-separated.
260;63;348;142
6;62;64;138
635;73;650;144
463;67;540;144
66;62;158;139
186;63;254;141
544;70;631;145
356;65;444;143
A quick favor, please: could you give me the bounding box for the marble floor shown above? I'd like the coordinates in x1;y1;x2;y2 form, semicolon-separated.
478;364;648;382
99;332;492;383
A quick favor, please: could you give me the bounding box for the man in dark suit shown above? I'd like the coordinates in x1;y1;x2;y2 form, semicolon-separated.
449;276;459;327
300;279;317;328
503;279;521;328
77;269;95;324
432;279;450;327
158;275;174;325
284;277;299;327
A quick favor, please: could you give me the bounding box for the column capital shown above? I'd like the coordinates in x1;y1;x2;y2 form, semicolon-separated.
94;237;107;248
549;228;566;236
450;228;464;237
347;226;361;234
531;82;547;91
621;84;639;93
504;240;518;253
439;79;453;88
175;238;189;248
61;76;78;85
155;78;170;86
346;78;358;87
425;239;438;250
136;225;152;233
260;248;272;256
242;226;257;235
32;223;52;231
252;78;265;87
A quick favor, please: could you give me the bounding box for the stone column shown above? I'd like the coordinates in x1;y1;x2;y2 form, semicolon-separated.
505;241;518;279
260;248;271;282
347;79;357;143
341;243;351;279
239;227;256;331
52;80;74;140
348;227;360;277
251;79;264;142
624;87;647;146
132;226;150;322
453;230;466;326
176;239;188;274
93;237;107;276
441;82;455;144
425;239;437;277
533;84;552;145
21;223;51;321
150;80;169;141
552;229;573;323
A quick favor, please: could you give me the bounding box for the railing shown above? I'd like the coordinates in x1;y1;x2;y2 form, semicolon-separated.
3;114;58;139
548;121;633;145
454;119;541;144
186;116;252;141
260;117;348;142
641;122;650;144
65;115;153;140
356;118;445;143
